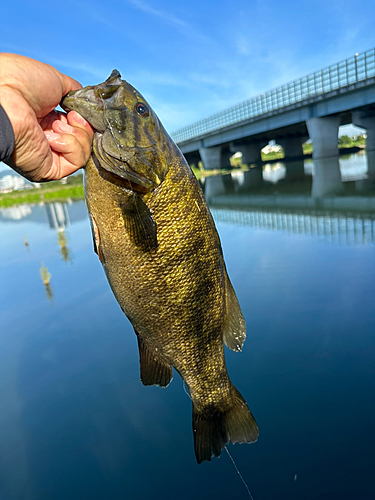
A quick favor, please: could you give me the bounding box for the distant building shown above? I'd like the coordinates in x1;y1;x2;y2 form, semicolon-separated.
0;174;26;192
262;144;283;154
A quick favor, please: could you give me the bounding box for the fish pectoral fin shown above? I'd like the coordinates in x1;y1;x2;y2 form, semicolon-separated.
89;214;104;263
222;276;246;352
119;193;158;252
136;334;173;388
193;384;258;464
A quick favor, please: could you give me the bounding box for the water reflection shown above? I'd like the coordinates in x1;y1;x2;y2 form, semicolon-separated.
45;202;70;231
57;231;71;263
0;200;85;266
24;236;30;251
202;151;375;247
211;208;375;245
1;160;375;499
0;204;32;220
0;200;87;225
39;262;54;305
204;150;373;195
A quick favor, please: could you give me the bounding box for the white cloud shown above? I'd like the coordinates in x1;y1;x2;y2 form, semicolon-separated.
126;0;188;28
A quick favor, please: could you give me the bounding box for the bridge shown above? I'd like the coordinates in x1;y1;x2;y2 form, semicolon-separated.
171;48;375;196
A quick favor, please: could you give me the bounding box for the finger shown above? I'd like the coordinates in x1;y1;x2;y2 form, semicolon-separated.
54;112;68;124
45;131;90;177
52;113;93;160
67;111;94;159
67;111;94;137
40;110;67;131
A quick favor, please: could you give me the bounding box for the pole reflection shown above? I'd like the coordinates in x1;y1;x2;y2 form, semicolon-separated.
39;262;54;305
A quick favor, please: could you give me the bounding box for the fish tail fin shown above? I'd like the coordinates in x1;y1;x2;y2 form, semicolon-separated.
192;384;258;464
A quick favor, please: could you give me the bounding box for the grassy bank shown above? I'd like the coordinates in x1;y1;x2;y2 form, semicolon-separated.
0;174;85;208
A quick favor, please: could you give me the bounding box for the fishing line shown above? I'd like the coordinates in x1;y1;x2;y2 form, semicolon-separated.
99;89;154;253
182;381;255;499
224;446;254;500
183;380;192;400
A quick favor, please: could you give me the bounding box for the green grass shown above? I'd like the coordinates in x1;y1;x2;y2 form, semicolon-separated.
0;184;84;208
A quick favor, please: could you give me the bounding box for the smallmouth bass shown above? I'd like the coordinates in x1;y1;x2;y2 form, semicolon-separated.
61;71;258;463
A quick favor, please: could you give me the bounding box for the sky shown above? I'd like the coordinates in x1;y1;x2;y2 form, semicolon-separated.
1;0;375;149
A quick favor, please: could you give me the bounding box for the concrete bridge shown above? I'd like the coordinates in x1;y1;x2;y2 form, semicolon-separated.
171;48;375;196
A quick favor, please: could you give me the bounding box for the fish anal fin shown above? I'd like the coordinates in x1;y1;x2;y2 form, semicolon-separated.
193;384;258;464
222;276;246;352
137;335;173;388
119;193;158;252
89;214;104;263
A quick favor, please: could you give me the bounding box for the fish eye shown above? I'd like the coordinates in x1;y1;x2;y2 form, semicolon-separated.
135;102;150;118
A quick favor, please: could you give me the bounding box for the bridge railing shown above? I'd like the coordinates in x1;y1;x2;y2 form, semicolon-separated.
171;48;375;144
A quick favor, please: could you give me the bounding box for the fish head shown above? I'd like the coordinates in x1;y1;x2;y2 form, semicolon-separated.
61;70;171;192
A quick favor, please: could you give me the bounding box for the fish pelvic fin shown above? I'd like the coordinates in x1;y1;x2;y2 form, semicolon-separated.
222;277;246;352
192;384;258;464
89;214;104;263
137;335;173;388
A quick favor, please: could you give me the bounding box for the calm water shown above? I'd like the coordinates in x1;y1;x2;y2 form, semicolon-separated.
1;154;375;500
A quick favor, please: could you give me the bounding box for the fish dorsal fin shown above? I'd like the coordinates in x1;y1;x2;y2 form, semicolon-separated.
222;277;246;352
119;193;158;252
136;334;173;387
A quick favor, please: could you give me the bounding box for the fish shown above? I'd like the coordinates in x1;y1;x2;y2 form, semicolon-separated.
61;70;258;463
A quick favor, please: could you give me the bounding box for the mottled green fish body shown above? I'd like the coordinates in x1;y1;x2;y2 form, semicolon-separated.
61;71;258;463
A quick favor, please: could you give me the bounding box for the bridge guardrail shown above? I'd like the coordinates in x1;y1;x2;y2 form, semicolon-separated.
171;48;375;144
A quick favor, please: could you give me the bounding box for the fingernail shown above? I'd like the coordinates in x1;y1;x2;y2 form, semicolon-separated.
70;112;87;126
45;132;60;141
55;121;74;133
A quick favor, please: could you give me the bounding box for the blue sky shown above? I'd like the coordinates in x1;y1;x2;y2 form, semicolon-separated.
1;0;375;136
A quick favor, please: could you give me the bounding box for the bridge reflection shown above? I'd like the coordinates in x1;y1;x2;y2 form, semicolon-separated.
211;206;375;245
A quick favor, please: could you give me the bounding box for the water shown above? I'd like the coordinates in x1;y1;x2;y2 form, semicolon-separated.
1;154;375;500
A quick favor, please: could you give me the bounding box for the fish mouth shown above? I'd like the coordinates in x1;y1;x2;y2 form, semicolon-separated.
93;134;154;191
60;86;96;111
60;87;108;133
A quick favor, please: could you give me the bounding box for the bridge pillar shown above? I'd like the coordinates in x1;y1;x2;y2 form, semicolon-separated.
199;146;233;170
352;111;375;178
204;176;226;201
204;174;235;201
278;135;308;179
240;168;264;189
306;116;343;196
199;146;222;170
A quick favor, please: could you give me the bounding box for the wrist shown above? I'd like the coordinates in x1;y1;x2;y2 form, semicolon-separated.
0;102;15;162
0;86;38;152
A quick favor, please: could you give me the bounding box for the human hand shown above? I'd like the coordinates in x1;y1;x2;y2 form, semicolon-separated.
0;53;94;182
